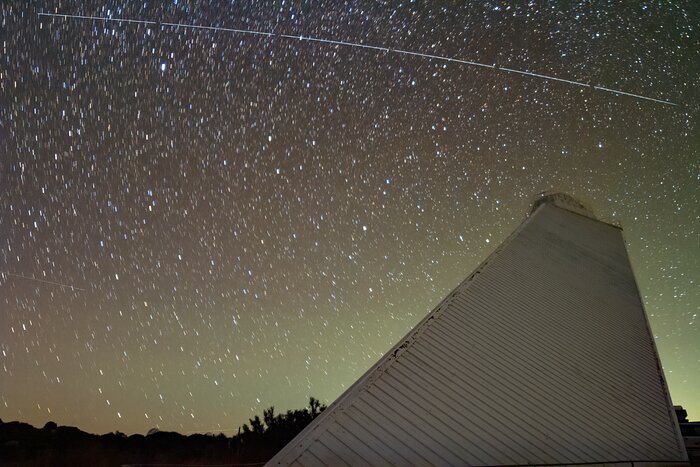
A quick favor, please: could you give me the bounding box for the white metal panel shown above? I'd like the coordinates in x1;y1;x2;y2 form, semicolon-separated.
266;201;688;466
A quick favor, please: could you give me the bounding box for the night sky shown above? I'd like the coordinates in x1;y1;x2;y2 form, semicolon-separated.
1;2;698;435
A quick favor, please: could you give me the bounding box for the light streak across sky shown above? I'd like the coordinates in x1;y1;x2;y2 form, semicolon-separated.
1;271;86;291
37;12;677;107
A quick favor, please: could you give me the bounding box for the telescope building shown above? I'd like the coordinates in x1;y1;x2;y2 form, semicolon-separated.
267;193;688;466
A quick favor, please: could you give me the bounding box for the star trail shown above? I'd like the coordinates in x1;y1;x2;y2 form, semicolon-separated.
1;2;698;436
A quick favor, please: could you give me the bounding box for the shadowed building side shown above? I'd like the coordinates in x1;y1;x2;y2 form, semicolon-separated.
266;193;688;467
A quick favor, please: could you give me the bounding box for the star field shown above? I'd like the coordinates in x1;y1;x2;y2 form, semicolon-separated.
1;2;698;435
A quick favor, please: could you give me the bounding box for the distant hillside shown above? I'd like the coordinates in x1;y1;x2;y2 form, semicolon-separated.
0;397;326;467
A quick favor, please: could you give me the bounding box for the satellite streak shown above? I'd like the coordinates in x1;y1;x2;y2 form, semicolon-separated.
37;12;677;106
1;271;86;291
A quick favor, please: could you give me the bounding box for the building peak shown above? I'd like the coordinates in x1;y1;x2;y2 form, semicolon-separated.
531;191;596;219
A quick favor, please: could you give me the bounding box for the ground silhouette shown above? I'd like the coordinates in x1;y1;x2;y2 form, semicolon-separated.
0;397;326;467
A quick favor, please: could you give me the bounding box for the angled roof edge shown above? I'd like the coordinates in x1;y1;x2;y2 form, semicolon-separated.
621;231;688;457
266;204;551;466
540;198;675;436
531;192;624;231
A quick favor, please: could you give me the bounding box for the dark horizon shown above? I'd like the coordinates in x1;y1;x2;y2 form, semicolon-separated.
3;403;699;466
0;397;327;466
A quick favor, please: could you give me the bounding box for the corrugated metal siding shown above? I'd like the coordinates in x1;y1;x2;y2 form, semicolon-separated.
266;203;688;466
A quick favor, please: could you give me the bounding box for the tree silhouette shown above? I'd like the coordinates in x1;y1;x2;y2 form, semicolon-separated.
309;397;321;416
264;406;276;429
249;415;264;435
0;397;327;466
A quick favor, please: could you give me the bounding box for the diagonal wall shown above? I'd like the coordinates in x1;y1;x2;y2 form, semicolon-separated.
266;200;687;466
